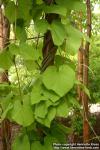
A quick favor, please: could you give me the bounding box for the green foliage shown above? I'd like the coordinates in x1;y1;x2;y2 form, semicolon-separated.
0;51;13;69
65;25;82;54
11;100;34;127
31;80;60;105
0;0;87;149
17;0;32;21
50;20;66;46
5;1;16;23
15;26;27;42
31;135;58;150
36;107;56;127
34;19;49;34
12;134;30;150
89;36;100;102
42;65;75;96
43;4;67;16
19;44;34;60
75;80;91;99
55;0;86;12
72;113;83;135
56;99;70;117
35;102;48;118
71;113;96;135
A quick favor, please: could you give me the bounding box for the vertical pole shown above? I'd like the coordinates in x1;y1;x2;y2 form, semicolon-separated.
83;0;91;143
77;12;83;103
0;6;11;150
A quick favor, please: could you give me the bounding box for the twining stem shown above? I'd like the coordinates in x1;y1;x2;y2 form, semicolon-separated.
13;57;23;104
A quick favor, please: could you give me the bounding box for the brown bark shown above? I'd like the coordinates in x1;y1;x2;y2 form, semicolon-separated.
77;48;83;101
0;6;11;150
82;0;91;143
77;12;83;102
41;0;58;72
41;30;57;72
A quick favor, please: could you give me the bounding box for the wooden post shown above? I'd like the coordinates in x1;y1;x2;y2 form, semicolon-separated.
0;6;11;150
77;12;83;103
82;0;91;143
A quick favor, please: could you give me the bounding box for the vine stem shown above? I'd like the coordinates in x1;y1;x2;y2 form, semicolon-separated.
81;100;100;143
13;57;23;104
0;35;44;41
76;63;95;78
77;106;100;143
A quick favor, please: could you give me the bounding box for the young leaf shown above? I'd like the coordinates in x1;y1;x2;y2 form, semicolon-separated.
31;141;44;150
18;43;42;61
65;25;82;55
50;20;66;46
24;60;38;71
34;19;49;34
67;95;81;109
12;134;30;150
11;100;34;127
31;135;57;150
36;0;43;5
45;107;56;127
35;102;48;118
0;51;13;69
36;107;56;127
75;81;91;99
31;80;60;105
5;1;16;23
1;103;13;122
15;26;27;42
9;44;20;55
42;65;75;97
51;124;67;142
43;4;67;16
56;99;70;117
85;88;91;99
19;43;34;60
82;85;91;99
55;0;86;12
17;0;32;21
31;80;48;105
44;135;58;150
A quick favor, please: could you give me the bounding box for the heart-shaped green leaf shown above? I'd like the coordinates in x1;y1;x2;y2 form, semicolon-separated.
42;65;75;97
11;100;34;127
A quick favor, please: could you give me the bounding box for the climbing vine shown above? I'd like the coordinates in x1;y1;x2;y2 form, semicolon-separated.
0;0;93;149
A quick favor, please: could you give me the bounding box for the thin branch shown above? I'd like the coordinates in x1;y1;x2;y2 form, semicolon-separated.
87;118;100;142
87;135;100;142
13;56;23;104
78;106;100;143
0;35;44;41
27;36;44;40
76;63;95;78
35;33;40;50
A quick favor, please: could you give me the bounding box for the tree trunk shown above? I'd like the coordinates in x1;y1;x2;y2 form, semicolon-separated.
41;0;58;72
77;12;83;103
0;6;11;150
83;0;91;143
